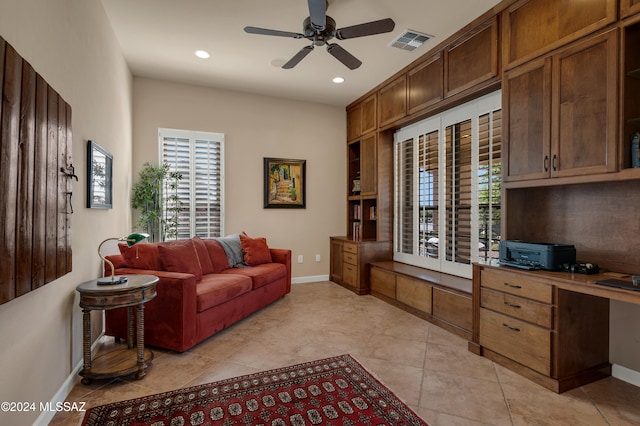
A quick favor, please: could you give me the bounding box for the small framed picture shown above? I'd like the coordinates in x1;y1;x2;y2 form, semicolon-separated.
264;158;306;209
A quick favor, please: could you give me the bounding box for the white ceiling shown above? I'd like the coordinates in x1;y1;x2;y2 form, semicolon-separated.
101;0;502;108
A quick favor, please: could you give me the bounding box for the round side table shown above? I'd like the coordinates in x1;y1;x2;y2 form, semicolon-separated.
76;274;158;384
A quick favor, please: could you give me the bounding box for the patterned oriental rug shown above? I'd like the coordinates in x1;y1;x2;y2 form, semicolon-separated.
81;354;427;425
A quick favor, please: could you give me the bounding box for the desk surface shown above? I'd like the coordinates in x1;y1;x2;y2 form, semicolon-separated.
478;263;640;305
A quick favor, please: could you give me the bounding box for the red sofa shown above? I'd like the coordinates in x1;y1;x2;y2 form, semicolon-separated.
104;235;291;352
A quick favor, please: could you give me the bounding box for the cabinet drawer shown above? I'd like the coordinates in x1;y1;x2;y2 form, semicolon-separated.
479;308;551;375
397;276;432;314
481;269;552;303
481;287;553;328
344;252;358;265
343;243;358;255
432;288;472;332
370;267;396;298
343;263;357;286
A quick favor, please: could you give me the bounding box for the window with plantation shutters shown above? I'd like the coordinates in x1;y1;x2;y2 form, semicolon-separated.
394;91;501;278
159;128;224;240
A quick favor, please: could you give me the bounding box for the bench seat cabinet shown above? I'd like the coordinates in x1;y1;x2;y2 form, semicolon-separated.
330;237;392;295
470;264;611;393
369;262;472;340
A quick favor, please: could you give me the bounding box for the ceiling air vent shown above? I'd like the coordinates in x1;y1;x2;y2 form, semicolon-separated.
388;29;432;52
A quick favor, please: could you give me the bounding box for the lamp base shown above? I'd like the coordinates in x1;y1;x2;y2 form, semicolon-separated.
97;276;129;285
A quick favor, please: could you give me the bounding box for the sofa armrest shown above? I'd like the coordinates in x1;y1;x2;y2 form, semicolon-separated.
269;248;291;292
105;268;199;352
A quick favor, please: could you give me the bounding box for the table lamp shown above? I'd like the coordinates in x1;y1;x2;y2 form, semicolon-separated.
97;232;149;285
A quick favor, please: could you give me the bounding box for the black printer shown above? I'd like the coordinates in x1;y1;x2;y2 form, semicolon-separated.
499;240;576;271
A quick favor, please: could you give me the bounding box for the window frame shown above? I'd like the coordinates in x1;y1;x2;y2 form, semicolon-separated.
393;91;501;278
158;128;225;240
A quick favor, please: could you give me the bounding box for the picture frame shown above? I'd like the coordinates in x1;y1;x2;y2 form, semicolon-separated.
264;158;306;209
86;140;113;209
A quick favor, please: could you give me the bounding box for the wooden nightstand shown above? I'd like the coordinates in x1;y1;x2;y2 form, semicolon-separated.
76;274;158;384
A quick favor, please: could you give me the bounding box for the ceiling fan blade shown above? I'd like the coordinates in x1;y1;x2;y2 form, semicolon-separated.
283;45;314;69
336;18;396;40
244;26;304;39
307;0;327;31
326;43;362;70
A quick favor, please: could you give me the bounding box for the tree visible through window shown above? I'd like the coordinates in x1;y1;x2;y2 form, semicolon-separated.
159;128;225;240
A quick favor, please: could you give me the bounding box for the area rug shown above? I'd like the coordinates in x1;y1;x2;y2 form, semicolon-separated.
81;354;427;425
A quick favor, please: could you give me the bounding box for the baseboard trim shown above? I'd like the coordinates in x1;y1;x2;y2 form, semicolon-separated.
612;363;640;388
292;275;329;284
34;334;110;426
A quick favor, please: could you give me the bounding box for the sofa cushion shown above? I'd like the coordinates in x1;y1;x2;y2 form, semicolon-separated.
240;234;273;266
118;243;161;270
196;274;252;312
158;239;203;280
202;239;231;273
192;237;215;275
222;263;286;289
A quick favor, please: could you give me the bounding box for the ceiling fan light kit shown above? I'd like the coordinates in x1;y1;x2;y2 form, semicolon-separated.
244;0;395;70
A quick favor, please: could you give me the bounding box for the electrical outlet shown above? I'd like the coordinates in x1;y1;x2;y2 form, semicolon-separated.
297;255;303;264
315;254;321;262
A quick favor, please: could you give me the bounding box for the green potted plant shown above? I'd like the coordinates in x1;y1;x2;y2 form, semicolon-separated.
131;162;182;242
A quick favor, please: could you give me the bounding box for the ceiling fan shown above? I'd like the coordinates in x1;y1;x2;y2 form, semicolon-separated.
244;0;395;70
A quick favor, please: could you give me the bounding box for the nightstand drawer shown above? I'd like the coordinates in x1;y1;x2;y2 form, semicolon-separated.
479;308;551;375
344;252;358;265
343;263;357;286
481;287;553;328
343;242;358;255
481;269;552;303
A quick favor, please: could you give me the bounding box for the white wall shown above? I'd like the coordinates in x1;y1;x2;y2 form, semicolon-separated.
132;77;346;279
0;1;133;424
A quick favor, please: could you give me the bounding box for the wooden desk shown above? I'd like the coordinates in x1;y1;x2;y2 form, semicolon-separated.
470;263;640;393
76;274;158;384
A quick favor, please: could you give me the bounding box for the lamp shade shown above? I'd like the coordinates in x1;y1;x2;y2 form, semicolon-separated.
97;232;149;285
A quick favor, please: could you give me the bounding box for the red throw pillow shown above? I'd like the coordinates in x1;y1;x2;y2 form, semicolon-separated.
118;243;161;270
202;239;231;273
158;239;203;280
192;237;215;275
240;234;272;266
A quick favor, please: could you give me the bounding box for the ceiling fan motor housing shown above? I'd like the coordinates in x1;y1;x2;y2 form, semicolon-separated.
303;16;336;45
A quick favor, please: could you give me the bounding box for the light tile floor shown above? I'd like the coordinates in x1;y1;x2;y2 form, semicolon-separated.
51;281;640;425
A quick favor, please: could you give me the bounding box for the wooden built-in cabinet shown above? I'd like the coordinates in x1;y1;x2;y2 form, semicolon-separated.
378;75;407;128
504;29;618;182
622;18;640;172
370;262;472;340
502;0;617;70
330;238;392;295
621;0;640;18
445;17;499;98
347;94;376;141
472;264;610;393
407;52;443;115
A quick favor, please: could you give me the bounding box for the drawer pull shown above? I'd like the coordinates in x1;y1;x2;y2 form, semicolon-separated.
502;323;521;332
503;282;522;289
503;301;521;309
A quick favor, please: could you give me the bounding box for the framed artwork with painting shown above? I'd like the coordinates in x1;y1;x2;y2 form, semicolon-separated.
263;158;306;209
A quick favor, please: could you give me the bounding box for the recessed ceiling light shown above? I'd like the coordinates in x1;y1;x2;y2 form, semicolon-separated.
195;50;210;59
333;77;345;84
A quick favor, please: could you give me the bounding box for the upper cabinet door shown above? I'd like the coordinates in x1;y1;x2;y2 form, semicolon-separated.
502;0;617;70
378;75;407;128
408;52;444;115
445;17;499;98
621;0;640;18
359;133;377;196
551;29;618;178
504;58;552;182
360;94;377;135
346;104;361;142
